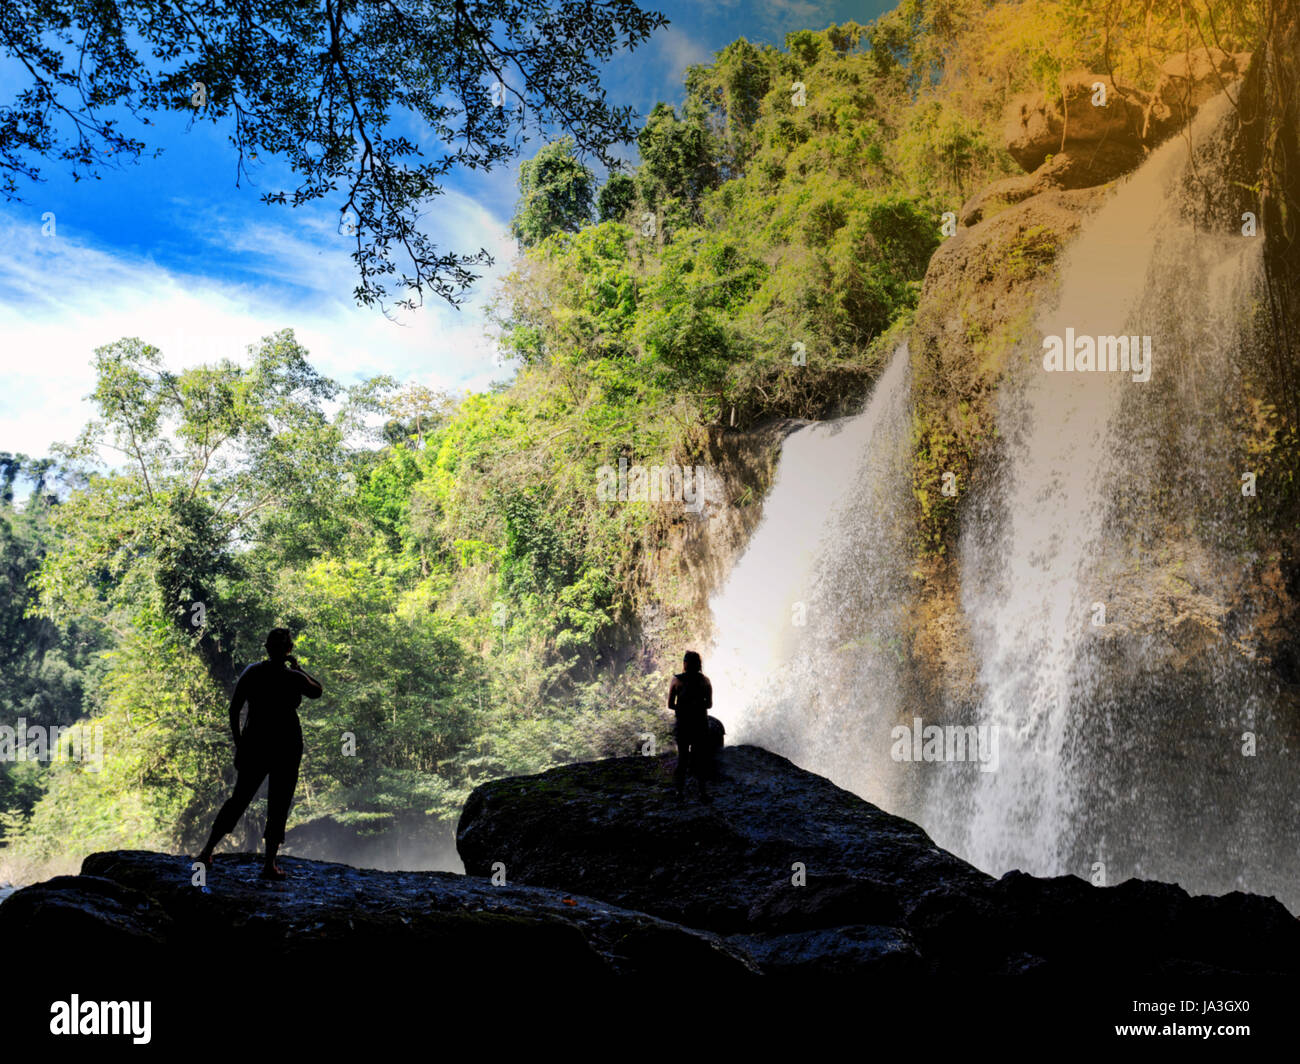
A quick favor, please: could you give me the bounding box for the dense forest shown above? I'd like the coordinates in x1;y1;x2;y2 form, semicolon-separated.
0;0;1273;880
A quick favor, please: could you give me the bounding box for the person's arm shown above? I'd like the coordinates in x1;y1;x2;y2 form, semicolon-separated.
667;675;680;710
287;655;324;699
228;672;248;744
703;678;713;712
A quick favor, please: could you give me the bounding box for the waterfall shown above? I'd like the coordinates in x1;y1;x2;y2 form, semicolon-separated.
935;90;1300;898
937;96;1255;876
707;343;914;803
707;90;1300;909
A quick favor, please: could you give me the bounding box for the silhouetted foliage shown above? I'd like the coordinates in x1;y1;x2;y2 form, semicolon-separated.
0;0;667;308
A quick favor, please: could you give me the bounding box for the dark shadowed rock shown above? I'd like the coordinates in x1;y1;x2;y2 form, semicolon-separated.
0;874;175;965
707;714;725;751
746;873;903;930
458;744;1300;976
908;871;1300;977
960;143;1138;227
458;745;990;937
726;924;924;976
1;850;757;977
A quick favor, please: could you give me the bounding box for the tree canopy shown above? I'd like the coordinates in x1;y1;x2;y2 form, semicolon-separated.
0;0;667;307
510;136;595;246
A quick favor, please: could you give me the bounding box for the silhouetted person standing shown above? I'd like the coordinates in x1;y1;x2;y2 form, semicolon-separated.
196;629;322;880
668;650;713;802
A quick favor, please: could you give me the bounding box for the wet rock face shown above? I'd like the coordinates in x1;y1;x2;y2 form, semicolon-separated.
913;185;1108;402
0;850;758;977
1149;47;1251;134
458;745;1300;976
1000;53;1249;180
1003;73;1151;173
960;143;1138;227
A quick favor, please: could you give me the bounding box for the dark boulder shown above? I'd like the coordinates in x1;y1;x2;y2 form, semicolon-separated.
0;874;175;965
707;714;725;753
1;849;757;978
459;745;989;937
458;744;988;974
457;744;1300;976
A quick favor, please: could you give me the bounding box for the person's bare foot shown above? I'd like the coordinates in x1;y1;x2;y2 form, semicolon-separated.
260;862;287;881
195;851;214;868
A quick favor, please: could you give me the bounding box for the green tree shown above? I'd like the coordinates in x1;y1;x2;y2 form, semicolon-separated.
0;457;107;840
635;102;719;211
510;137;596;247
685;38;775;175
285;557;482;828
34;331;355;692
378;383;459;449
596;172;637;222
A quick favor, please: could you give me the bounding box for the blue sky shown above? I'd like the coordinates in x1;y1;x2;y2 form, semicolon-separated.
0;0;890;461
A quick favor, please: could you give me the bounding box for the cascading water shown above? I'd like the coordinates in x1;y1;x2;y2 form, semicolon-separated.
707;89;1300;910
936;91;1300;900
707;343;914;802
936;97;1256;878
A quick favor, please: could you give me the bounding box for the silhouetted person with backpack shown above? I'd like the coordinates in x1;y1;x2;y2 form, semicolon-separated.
668;650;713;803
196;628;322;880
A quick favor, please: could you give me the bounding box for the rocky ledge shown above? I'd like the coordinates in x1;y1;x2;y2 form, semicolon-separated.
457;745;1300;976
4;744;1298;977
0;850;756;977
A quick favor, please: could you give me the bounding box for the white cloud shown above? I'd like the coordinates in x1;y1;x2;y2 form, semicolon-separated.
0;192;519;459
655;24;717;82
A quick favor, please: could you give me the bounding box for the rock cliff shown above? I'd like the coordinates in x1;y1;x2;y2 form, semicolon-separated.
7;744;1297;980
457;746;1300;976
